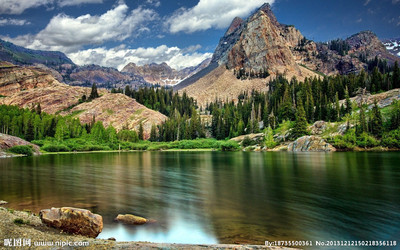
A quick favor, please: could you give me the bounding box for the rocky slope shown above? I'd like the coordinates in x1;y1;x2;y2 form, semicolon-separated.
0;133;41;157
0;63;166;138
121;59;211;86
0;62;60;97
61;93;166;139
175;3;399;104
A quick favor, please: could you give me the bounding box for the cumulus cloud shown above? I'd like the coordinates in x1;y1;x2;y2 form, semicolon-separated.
67;45;212;71
4;3;157;53
166;0;275;33
0;0;103;14
0;18;31;26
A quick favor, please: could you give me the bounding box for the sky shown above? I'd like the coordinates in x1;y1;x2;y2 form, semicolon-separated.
0;0;399;70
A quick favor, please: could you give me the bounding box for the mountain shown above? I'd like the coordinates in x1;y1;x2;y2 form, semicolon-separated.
0;39;73;66
174;3;399;106
383;38;400;58
0;62;166;138
121;59;211;86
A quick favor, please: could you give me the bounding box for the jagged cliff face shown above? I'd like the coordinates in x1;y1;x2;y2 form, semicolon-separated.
226;4;300;74
0;63;166;138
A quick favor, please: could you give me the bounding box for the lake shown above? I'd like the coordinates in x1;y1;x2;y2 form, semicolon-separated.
1;151;399;245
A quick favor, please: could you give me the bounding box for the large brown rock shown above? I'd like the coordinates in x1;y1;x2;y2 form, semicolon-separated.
39;207;103;238
288;136;336;152
0;133;41;156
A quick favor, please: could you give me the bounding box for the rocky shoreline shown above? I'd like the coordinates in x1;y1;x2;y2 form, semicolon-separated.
0;206;292;249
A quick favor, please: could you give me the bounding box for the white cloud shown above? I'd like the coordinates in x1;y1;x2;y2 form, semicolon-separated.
0;0;103;14
58;0;103;7
166;0;275;33
0;18;31;26
0;0;53;15
4;3;157;53
364;0;371;6
146;0;160;7
67;45;212;71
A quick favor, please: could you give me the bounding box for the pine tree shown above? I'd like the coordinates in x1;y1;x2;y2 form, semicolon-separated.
149;124;157;142
344;86;352;115
292;99;308;138
89;83;99;100
370;101;383;137
138;122;144;140
393;61;400;89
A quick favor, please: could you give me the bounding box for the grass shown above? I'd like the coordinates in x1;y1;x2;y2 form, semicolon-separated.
299;64;326;77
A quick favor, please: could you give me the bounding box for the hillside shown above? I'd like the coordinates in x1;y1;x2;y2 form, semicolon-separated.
175;4;399;105
0;62;166;138
0;39;73;66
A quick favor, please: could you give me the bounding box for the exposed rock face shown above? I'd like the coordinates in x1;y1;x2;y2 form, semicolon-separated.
61;93;167;139
0;64;167;138
230;133;265;145
121;59;211;86
114;214;155;225
226;4;300;74
0;62;59;96
67;64;147;88
40;207;103;238
288;136;336;152
339;88;400;108
309;121;328;135
0;133;41;155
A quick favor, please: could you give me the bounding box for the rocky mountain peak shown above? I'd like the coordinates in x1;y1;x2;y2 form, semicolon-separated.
257;3;280;27
225;17;244;36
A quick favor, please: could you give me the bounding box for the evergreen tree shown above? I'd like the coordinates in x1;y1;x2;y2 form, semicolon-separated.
344;86;352;114
89;83;99;100
292;99;308;138
370;101;383;137
393;61;400;89
138;122;144;140
149;124;157;142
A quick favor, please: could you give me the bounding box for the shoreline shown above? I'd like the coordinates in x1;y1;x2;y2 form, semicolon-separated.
2;146;400;159
0;206;291;249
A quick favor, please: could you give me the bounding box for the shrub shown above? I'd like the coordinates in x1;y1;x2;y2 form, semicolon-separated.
381;129;400;148
220;140;240;151
8;145;33;156
42;144;70;152
356;132;379;148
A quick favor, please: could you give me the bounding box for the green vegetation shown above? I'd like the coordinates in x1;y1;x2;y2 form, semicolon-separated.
13;218;30;226
8;145;33;156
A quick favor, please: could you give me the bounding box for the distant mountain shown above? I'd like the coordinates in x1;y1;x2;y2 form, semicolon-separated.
121;59;211;86
382;38;400;58
174;3;399;106
0;39;73;66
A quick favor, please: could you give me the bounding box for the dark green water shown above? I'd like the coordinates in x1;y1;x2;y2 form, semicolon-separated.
0;152;399;245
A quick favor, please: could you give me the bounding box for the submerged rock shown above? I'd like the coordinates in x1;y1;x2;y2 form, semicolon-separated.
288;136;336;152
39;207;103;238
115;214;155;225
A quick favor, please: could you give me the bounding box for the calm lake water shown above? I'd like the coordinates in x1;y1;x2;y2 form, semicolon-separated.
1;152;400;245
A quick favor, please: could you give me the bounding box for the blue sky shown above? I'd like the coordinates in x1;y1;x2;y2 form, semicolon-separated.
0;0;399;70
